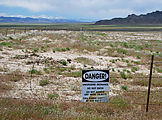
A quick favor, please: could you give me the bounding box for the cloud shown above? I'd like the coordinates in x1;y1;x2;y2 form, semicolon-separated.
0;13;54;19
0;0;55;12
0;0;162;19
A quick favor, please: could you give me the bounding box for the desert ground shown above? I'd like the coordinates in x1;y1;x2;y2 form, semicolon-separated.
0;29;161;119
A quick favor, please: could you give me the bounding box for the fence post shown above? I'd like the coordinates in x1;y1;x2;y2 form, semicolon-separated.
24;27;26;33
146;55;154;112
14;28;16;35
30;63;35;90
5;28;8;37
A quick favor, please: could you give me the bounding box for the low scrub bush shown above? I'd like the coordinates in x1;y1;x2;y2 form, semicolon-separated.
121;85;128;91
60;60;67;66
131;67;138;72
123;42;129;48
136;55;141;59
117;48;128;55
53;47;71;52
48;93;59;99
39;80;49;86
120;72;127;79
135;45;143;51
96;32;106;36
33;48;39;53
29;69;41;75
64;71;81;78
157;68;162;73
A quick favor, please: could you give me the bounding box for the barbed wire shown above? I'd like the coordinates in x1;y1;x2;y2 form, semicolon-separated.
0;87;162;93
0;96;161;106
0;73;161;79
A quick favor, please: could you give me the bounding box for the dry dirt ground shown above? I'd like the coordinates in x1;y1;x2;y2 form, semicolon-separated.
0;30;162;100
0;30;162;119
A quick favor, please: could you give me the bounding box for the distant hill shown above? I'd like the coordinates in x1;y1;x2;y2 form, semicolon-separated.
95;10;162;25
0;16;81;23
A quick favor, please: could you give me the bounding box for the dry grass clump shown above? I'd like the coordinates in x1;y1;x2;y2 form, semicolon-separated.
0;92;161;120
131;77;162;87
0;70;24;82
74;57;98;66
0;82;12;93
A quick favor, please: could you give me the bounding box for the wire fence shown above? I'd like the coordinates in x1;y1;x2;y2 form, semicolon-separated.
0;51;162;110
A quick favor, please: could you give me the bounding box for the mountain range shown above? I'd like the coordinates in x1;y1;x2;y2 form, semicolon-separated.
0;16;81;23
95;10;162;25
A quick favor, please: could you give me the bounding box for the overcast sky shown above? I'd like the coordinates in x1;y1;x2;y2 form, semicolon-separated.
0;0;161;21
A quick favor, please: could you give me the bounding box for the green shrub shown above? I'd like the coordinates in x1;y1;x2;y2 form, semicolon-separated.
66;47;70;51
157;68;162;73
64;71;81;77
126;60;129;63
43;68;49;74
29;69;41;75
96;32;106;36
126;70;131;73
48;93;59;99
131;67;138;72
135;45;143;51
145;43;152;48
120;72;127;79
33;48;39;53
40;80;49;86
60;60;67;66
132;61;140;64
110;59;115;63
61;48;66;51
136;55;141;59
0;41;14;46
9;36;13;40
123;42;129;48
58;72;62;75
82;36;87;41
121;85;128;91
45;40;51;43
110;43;114;47
55;47;61;51
117;48;128;55
129;44;135;48
41;46;45;50
127;63;131;66
40;46;47;52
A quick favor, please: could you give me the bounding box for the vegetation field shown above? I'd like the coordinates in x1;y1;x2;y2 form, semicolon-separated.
0;25;162;119
1;23;162;31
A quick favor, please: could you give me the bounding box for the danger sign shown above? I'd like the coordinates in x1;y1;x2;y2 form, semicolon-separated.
82;70;110;102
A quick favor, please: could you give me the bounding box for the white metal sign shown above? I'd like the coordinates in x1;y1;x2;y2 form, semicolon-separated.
82;70;110;102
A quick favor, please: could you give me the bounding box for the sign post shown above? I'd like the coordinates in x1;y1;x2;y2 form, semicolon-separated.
82;70;110;102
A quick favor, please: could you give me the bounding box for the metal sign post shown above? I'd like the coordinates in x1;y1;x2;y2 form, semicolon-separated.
146;55;154;112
